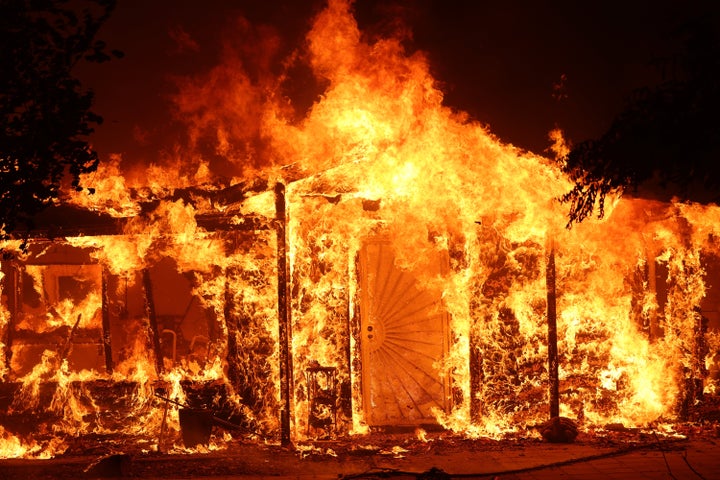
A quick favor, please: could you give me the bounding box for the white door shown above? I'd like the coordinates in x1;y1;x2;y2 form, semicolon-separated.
359;241;449;426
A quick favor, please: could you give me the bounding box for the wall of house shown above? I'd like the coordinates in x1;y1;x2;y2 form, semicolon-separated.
0;228;283;443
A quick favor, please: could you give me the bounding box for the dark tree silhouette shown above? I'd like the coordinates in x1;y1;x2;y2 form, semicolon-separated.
0;0;121;244
560;14;720;226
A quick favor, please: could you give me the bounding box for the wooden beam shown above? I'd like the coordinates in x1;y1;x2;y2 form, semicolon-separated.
101;268;113;373
142;269;164;375
275;182;293;446
546;238;559;419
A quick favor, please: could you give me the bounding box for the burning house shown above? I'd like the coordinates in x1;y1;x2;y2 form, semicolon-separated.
2;0;720;459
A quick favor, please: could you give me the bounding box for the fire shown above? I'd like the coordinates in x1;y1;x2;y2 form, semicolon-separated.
1;0;720;460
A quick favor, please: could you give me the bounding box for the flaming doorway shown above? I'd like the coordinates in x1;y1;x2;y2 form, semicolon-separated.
359;240;450;428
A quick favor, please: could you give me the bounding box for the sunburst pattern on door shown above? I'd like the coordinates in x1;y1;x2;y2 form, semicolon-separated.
360;241;449;426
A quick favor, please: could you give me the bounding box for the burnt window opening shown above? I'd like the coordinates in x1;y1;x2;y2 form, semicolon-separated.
8;264;106;378
145;257;218;373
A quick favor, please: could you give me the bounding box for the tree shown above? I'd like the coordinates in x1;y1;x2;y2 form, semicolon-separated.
560;14;720;227
0;0;121;244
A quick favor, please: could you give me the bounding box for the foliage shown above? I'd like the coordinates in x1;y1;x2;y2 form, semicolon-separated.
560;15;720;226
0;0;121;242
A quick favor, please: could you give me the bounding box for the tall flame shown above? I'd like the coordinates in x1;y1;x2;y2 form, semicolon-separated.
1;0;720;458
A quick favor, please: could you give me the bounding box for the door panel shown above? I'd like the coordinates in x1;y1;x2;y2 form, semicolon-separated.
360;241;449;426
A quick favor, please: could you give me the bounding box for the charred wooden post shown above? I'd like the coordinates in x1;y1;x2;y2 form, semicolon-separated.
469;331;483;423
101;269;113;373
275;182;293;446
1;264;17;373
347;253;364;431
142;269;164;374
545;238;559;419
340;258;357;428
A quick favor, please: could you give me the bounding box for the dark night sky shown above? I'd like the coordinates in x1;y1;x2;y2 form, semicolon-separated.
76;0;718;166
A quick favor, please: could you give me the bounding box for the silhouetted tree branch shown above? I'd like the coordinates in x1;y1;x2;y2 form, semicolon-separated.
0;0;121;245
560;14;720;227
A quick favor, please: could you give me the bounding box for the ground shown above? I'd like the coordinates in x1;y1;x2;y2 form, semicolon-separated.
1;427;719;479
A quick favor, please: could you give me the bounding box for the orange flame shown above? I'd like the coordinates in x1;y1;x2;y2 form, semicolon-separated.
1;0;720;458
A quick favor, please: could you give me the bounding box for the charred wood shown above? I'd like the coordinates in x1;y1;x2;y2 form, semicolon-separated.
275;182;293;446
546;240;560;419
101;269;113;373
142;269;164;374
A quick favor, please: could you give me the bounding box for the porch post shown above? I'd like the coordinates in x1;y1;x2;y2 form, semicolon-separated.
275;182;293;446
142;269;164;375
101;268;113;373
546;237;560;418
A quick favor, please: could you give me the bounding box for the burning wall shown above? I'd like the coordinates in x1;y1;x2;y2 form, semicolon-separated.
2;0;720;459
2;163;720;457
286;177;720;437
0;198;283;455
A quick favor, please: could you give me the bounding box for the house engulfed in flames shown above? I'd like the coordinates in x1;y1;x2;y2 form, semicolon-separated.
2;0;720;458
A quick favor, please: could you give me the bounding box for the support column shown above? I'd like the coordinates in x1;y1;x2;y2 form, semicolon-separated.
546;238;559;419
143;268;164;375
275;182;293;446
101;268;113;373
